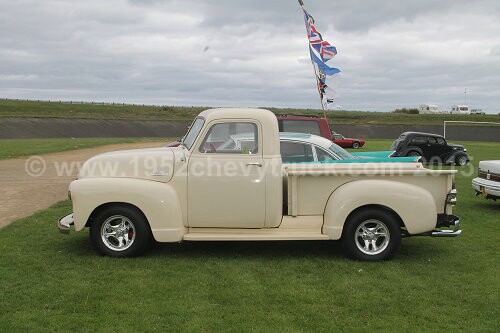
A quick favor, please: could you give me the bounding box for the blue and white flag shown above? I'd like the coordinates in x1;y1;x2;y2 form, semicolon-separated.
309;46;340;76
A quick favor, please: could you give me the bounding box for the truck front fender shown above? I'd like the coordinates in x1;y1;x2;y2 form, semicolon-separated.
323;180;437;240
70;178;185;242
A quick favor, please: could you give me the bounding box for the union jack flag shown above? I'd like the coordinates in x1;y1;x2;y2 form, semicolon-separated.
319;41;337;62
301;3;337;63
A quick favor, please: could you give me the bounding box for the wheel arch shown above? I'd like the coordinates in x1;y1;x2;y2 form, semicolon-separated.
70;178;186;242
85;202;148;228
323;179;437;240
403;147;423;156
341;204;404;239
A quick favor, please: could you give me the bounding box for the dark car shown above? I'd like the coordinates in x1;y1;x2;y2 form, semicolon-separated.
390;132;469;166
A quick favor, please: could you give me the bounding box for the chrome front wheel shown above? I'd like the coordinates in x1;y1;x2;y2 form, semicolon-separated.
90;205;151;257
101;215;136;252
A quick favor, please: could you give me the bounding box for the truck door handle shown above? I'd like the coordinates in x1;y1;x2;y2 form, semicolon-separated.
246;162;262;167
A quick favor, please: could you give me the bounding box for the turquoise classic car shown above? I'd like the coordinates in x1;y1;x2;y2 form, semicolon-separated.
218;132;419;164
279;133;419;164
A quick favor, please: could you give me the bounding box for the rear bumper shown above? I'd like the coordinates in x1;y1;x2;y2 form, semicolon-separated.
472;178;500;199
58;213;74;234
431;214;461;237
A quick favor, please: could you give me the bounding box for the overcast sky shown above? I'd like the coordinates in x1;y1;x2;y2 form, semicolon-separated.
1;0;499;112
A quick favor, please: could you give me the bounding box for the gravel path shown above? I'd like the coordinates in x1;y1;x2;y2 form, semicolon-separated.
0;141;166;228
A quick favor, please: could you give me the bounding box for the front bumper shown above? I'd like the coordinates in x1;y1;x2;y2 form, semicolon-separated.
431;214;461;237
58;213;74;234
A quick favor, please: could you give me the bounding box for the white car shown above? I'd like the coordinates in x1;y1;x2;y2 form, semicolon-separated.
472;160;500;200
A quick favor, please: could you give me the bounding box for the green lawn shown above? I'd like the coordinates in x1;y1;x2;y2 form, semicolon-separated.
1;99;499;125
0;137;169;160
0;141;498;331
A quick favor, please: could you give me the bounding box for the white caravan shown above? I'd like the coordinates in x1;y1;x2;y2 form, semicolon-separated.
419;104;440;114
451;105;470;115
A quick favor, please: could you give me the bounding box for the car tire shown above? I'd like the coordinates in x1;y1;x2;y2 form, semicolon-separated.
352;142;360;149
455;155;468;166
407;151;421;157
341;208;401;261
90;205;151;257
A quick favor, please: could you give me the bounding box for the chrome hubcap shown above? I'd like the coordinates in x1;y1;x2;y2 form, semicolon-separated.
355;219;390;255
101;215;136;251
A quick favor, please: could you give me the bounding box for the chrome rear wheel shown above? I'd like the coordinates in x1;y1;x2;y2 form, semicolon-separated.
342;208;401;261
354;219;390;255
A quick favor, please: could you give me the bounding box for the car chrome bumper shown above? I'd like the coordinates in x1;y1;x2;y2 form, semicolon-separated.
472;178;500;199
431;214;461;237
58;213;74;234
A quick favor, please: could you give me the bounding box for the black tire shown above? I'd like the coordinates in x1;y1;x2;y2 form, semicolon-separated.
352;142;360;149
341;208;401;261
407;150;421;157
455;155;468;166
90;205;151;257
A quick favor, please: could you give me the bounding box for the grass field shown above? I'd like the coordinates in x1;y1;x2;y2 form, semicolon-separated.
1;99;499;125
0;140;498;331
0;137;168;160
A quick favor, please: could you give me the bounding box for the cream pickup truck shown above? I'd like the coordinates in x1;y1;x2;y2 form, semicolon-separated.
58;108;461;260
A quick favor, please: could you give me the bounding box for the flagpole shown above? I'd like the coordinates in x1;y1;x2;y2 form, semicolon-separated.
298;0;328;120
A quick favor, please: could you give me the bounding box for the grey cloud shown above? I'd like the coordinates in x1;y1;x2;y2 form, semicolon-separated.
0;0;499;112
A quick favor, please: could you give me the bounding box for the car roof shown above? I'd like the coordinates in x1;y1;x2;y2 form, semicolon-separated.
279;132;332;149
401;131;444;138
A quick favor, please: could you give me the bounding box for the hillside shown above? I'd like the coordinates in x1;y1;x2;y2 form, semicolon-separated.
1;99;499;126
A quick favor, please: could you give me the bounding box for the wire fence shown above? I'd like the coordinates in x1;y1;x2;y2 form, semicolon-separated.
0;97;158;107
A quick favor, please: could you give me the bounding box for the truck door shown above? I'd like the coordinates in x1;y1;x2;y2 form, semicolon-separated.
187;121;266;228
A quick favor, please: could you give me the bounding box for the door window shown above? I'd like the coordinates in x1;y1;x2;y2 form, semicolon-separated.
316;147;338;162
410;136;427;144
280;141;314;163
200;122;258;154
436;137;446;145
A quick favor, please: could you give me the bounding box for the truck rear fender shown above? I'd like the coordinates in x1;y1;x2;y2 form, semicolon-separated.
323;180;437;239
70;178;185;242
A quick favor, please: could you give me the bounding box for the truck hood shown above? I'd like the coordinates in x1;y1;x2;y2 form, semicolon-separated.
78;147;180;183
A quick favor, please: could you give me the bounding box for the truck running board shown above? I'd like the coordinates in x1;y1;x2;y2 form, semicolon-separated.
183;216;329;241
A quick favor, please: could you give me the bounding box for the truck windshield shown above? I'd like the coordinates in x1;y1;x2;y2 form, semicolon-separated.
329;143;355;160
182;117;205;150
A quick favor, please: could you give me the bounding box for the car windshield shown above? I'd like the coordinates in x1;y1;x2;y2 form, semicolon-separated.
329;143;355;160
390;140;399;150
182;117;205;150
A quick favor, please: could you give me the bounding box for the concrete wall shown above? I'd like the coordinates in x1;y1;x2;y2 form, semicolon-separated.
0;118;190;139
0;117;498;142
331;124;500;142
